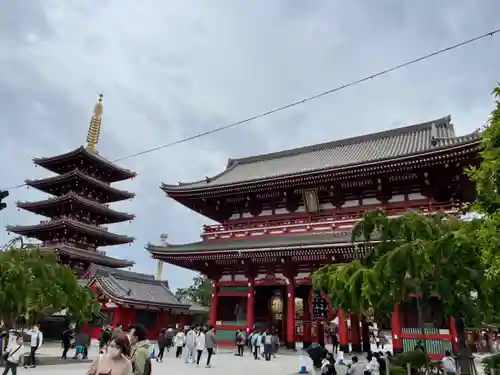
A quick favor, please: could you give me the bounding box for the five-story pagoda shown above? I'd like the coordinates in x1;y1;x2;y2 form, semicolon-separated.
6;95;136;276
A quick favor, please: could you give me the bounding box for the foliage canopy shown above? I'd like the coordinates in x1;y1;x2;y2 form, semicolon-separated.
0;248;100;325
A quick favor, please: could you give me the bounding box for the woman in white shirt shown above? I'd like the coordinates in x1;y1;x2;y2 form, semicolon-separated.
174;330;186;359
195;329;206;367
2;333;24;374
365;353;380;375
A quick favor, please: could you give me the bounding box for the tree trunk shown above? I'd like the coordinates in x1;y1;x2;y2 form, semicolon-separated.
415;289;430;372
454;316;475;375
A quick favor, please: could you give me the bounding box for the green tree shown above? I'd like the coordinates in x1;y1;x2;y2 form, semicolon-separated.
0;248;100;326
175;274;212;306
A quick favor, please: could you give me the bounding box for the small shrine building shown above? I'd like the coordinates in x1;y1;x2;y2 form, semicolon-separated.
147;116;480;357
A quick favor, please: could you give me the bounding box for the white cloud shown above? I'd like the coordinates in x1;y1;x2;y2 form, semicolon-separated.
0;0;499;290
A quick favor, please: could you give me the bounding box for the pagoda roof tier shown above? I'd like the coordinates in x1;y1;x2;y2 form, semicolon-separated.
147;231;355;256
33;146;136;183
40;245;134;268
26;169;135;203
89;265;192;310
6;218;134;246
16;193;135;224
162;116;480;196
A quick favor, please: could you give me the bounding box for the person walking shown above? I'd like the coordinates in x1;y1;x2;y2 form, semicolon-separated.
128;324;151;375
205;325;217;368
2;333;24;375
99;325;112;353
61;324;75;359
174;329;185;359
263;330;273;361
271;330;279;358
112;324;123;339
26;324;43;368
195;328;206;367
184;326;196;363
86;333;133;375
332;332;339;355
165;327;174;352
235;329;245;356
156;329;167;362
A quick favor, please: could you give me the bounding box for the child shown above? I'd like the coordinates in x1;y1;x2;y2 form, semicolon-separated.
3;333;24;374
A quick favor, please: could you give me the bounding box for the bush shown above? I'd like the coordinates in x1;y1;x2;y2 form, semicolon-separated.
482;354;500;375
392;350;429;369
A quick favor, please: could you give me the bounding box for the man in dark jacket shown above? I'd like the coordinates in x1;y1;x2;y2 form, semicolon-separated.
61;324;75;359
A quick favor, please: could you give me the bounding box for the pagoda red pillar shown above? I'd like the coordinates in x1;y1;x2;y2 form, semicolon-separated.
351;314;362;352
246;280;255;332
302;291;312;348
338;308;349;353
286;278;296;349
209;285;218;327
391;304;403;354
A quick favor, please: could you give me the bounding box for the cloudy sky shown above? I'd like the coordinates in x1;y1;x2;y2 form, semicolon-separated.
0;1;498;291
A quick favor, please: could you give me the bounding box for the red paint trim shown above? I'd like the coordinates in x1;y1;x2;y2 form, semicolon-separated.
216;324;246;330
401;333;452;340
255;278;287;286
218;292;247;297
217;281;247;286
429;354;445;360
216;340;238;346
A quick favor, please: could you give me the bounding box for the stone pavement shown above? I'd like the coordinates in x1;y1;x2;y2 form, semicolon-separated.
13;349;324;375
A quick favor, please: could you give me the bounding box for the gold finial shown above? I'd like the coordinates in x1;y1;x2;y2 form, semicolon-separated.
86;94;103;153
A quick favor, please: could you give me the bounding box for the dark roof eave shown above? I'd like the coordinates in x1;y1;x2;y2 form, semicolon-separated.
161;138;479;195
33;146;137;180
16;194;135;221
6;218;135;244
40;246;135;267
25;170;136;201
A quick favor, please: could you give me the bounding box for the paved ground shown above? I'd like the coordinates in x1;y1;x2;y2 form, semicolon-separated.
13;349;323;374
10;342;487;374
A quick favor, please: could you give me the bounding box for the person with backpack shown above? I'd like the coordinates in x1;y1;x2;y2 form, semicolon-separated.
235;329;245;356
263;330;273;361
2;333;24;375
127;324;151;375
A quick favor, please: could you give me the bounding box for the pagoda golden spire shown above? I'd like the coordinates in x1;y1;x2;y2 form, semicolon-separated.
86;94;103;153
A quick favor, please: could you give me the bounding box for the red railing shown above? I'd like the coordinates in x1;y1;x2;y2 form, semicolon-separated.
202;200;457;237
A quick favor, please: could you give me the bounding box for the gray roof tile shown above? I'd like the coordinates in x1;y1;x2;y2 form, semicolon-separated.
162;116;480;191
147;231;354;254
92;265;190;309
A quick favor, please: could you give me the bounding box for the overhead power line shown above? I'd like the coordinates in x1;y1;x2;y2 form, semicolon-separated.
1;27;499;192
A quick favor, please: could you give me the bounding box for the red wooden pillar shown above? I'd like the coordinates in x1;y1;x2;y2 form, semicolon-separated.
209;285;218;327
286;279;296;349
111;306;121;327
392;303;403;354
303;291;312;347
338;308;349;353
351;314;362;352
449;316;458;354
179;313;186;330
246;281;255;332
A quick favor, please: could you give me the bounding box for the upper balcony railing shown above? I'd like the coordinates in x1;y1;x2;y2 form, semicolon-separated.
201;199;458;240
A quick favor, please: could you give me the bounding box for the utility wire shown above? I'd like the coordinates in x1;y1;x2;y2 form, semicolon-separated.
1;27;499;192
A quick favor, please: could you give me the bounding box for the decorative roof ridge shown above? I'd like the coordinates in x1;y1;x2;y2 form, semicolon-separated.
6;217;135;242
90;264;152;280
433;129;481;142
16;192;135;220
229;115;452;166
25;169;136;199
33;145;137;179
